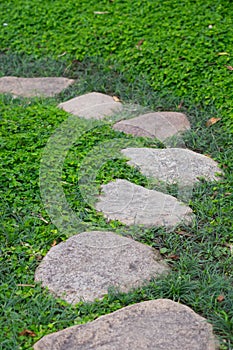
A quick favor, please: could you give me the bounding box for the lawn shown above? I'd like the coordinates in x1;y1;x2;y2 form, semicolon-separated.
0;0;233;349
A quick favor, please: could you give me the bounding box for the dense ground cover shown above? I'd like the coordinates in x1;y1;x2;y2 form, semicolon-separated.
0;0;232;349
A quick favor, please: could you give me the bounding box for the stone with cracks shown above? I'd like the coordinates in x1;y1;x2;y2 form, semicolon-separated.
34;231;168;303
95;179;193;228
121;148;223;186
33;299;218;350
0;76;74;97
113;112;190;142
58;92;123;119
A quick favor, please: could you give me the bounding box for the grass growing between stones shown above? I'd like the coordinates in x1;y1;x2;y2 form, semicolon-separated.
0;0;233;349
0;64;232;350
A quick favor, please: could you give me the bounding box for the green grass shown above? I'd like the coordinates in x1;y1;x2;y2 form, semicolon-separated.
0;0;233;349
1;0;233;114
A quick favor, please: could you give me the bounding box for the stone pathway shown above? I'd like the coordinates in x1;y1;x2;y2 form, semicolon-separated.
0;79;221;349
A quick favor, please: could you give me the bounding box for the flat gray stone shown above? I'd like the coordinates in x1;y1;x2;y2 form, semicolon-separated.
34;231;168;303
58;92;123;119
95;179;193;228
0;76;75;97
121;148;223;187
33;299;218;350
113;112;190;142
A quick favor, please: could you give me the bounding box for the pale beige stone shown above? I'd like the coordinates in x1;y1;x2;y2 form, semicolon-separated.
121;148;223;186
95;179;194;229
0;76;74;97
58;92;123;119
34;299;218;350
35;231;168;303
113;112;190;142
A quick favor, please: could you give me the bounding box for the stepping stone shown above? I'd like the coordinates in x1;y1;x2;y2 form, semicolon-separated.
113;112;190;142
121;148;223;187
34;231;169;303
95;179;193;229
33;299;218;350
0;76;74;97
58;92;123;119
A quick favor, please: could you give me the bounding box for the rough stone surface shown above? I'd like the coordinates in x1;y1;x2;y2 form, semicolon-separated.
0;76;74;97
58;92;123;119
34;231;168;303
95;179;193;228
113;112;190;142
33;299;218;350
121;148;223;186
